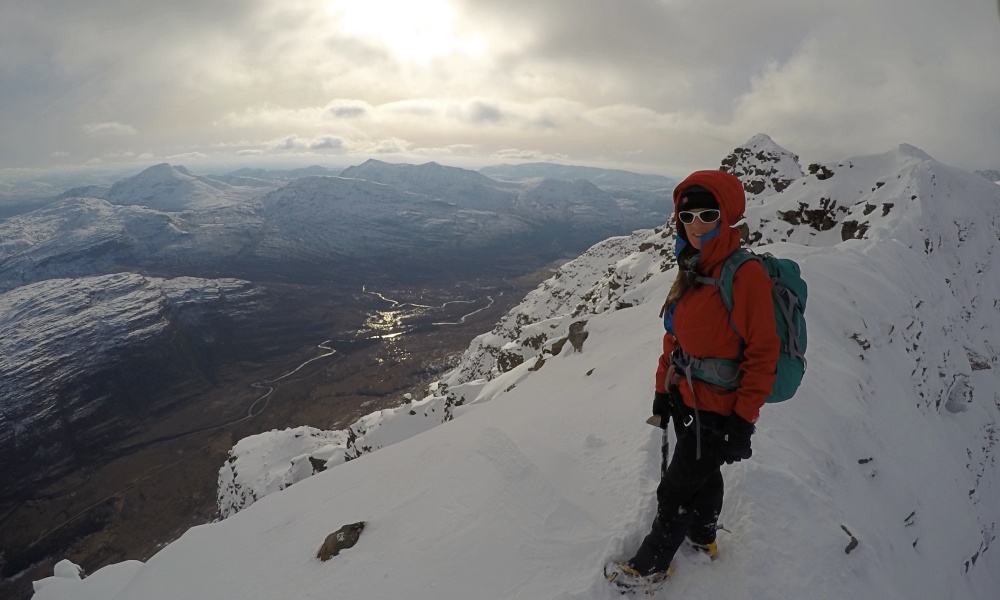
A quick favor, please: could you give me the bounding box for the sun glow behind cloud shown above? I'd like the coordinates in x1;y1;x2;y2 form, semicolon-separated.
2;0;999;178
325;0;486;64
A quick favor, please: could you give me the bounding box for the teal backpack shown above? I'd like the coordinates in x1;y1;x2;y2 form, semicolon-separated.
677;249;808;403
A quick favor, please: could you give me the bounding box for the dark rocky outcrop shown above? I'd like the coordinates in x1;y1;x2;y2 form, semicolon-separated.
317;522;366;561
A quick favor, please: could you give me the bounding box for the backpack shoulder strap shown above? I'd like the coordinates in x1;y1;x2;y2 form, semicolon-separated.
699;248;758;313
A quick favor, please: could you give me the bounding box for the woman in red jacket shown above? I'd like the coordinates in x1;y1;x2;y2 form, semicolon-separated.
608;170;780;590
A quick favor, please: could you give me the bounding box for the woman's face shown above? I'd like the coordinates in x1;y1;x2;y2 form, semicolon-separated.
680;209;720;250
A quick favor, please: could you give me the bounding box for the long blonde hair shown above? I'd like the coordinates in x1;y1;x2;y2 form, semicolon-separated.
662;223;750;314
666;244;698;304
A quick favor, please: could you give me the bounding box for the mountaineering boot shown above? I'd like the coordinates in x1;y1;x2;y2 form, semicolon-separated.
688;539;719;560
604;561;674;595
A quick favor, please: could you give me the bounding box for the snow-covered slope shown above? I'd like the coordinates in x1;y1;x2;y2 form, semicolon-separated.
0;197;262;292
217;426;350;518
1;273;263;494
32;137;1000;599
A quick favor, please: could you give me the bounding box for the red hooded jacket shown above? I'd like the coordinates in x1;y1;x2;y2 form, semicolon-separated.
655;170;779;424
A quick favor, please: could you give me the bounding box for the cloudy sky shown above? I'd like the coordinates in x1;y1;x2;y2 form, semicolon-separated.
2;0;999;180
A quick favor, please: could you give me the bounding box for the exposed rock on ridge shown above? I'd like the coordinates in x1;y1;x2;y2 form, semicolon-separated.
720;133;804;198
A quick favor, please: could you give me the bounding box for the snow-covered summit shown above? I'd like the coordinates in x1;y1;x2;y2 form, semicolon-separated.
0;195;263;292
741;143;1000;249
720;133;805;198
104;163;247;212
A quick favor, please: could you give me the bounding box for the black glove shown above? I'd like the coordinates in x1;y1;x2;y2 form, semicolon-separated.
720;414;755;464
651;392;672;429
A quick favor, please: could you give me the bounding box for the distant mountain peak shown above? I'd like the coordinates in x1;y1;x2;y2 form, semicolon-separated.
138;162;182;177
744;132;782;148
720;133;804;197
894;143;935;161
105;163;235;211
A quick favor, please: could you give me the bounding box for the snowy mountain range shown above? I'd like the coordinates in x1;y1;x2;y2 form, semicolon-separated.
1;159;672;504
34;134;999;599
0;160;670;292
340;158;663;233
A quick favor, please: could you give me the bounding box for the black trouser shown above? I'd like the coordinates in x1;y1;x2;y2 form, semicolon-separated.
629;413;725;575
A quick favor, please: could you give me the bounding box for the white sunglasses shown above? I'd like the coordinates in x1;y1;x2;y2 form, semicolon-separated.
678;209;721;224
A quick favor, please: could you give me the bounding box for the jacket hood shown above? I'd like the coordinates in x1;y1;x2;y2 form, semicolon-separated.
673;170;746;274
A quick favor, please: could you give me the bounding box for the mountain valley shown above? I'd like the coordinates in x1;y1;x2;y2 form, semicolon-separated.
0;159;672;599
